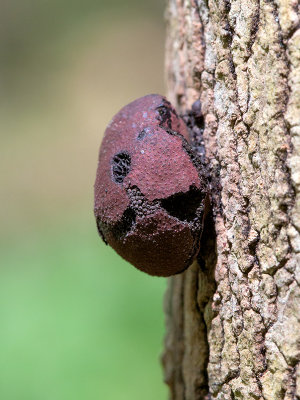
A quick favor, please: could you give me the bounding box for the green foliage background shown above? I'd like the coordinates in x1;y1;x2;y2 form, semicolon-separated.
0;1;167;398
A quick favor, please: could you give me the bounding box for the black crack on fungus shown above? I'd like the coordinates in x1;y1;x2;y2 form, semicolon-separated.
160;186;205;223
111;152;131;183
111;207;136;239
96;218;108;245
98;207;137;243
155;105;172;128
155;99;178;129
137;129;147;140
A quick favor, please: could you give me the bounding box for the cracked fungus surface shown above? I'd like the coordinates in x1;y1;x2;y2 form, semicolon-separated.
94;94;207;276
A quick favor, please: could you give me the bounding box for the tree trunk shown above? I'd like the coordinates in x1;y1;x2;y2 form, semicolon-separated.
162;1;300;399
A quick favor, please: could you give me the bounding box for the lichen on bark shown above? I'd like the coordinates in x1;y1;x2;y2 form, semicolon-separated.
162;1;300;399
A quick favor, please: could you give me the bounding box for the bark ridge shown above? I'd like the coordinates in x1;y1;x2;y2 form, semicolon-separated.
163;1;300;399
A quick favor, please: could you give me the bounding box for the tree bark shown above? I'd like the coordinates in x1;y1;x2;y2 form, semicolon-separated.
162;1;300;399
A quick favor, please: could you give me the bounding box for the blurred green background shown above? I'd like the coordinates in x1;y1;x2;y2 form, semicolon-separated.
0;1;167;399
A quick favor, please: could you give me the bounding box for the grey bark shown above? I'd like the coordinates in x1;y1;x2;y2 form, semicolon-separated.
162;1;300;399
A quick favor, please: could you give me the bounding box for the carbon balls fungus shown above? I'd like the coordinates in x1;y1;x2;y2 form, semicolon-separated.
94;94;208;277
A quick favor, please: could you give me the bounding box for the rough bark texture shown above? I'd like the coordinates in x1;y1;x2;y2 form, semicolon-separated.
162;1;300;399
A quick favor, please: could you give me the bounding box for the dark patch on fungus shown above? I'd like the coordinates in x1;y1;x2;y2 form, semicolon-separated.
137;129;147;140
155;98;179;130
111;152;131;183
97;206;136;243
160;186;205;223
110;206;136;240
155;104;172;128
96;218;108;245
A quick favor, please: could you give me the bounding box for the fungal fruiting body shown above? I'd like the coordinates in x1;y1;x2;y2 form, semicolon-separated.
94;94;207;277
